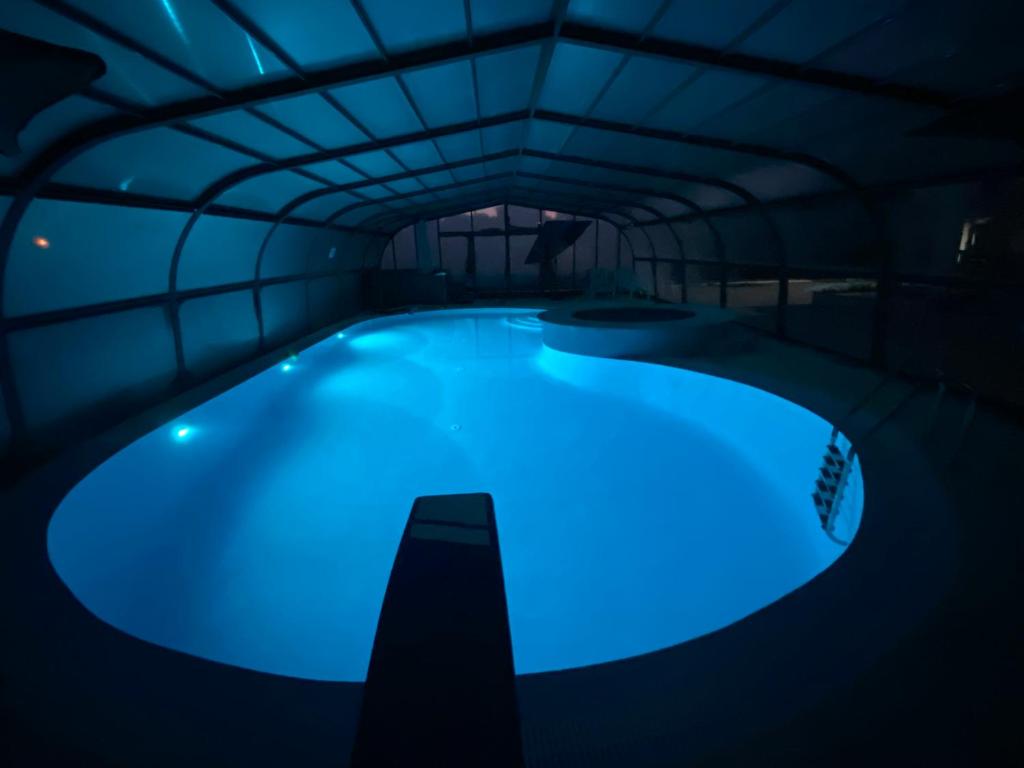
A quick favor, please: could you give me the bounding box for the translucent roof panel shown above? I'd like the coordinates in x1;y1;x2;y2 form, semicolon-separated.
386;178;427;195
652;0;779;49
695;82;838;146
516;154;556;176
559;125;785;180
300;161;369;186
475;46;543;118
53;128;256;200
523;121;576;153
678;186;749;212
736;0;902;63
590;55;698;125
215;171;327;214
254;94;368;150
529;155;701;202
336;203;390;227
416;170;458;189
481;122;526;155
470;0;551;34
329;77;424;139
188;110;315;159
360;0;466;54
345;150;407;178
882;17;1024;97
389;140;446;170
238;0;380;71
565;0;665;34
644;69;768;133
353;185;397;200
731;163;841;202
537;43;624;116
775;96;941;156
289;191;364;222
63;0;290;89
385;190;434;210
623;206;659;223
403;61;477;128
451;164;488;182
815;3;996;85
434;131;484;163
483;156;520;176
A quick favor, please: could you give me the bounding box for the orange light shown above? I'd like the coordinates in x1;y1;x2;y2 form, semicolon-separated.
32;236;50;249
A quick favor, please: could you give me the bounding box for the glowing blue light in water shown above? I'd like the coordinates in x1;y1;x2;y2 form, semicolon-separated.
336;332;345;339
118;176;134;192
48;309;863;683
159;0;188;43
171;425;192;442
347;329;415;354
281;363;293;372
245;33;265;76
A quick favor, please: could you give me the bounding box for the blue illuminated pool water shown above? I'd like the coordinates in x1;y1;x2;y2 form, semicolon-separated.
48;308;862;682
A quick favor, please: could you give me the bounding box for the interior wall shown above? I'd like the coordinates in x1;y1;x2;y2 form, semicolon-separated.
0;199;382;462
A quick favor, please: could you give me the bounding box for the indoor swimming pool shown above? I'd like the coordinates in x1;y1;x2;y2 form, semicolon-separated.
47;308;863;682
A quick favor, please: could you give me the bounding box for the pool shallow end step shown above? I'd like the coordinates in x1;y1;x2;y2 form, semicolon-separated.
351;493;523;767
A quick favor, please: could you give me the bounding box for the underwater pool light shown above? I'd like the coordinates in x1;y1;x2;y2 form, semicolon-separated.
336;332;345;339
172;425;193;442
281;363;293;372
32;236;50;249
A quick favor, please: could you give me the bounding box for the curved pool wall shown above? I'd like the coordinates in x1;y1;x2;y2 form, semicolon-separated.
571;307;697;322
540;302;738;357
47;308;863;682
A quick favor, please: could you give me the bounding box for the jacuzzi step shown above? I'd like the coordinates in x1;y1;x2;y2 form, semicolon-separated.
505;314;543;330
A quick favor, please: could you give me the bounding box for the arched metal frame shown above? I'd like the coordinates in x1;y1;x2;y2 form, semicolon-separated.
0;0;1010;452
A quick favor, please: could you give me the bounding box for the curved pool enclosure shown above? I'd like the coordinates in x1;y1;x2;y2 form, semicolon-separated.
48;308;862;682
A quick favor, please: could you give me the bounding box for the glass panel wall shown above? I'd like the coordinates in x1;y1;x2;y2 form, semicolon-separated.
381;205;624;294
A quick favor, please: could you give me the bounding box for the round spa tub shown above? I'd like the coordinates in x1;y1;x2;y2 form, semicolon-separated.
540;302;736;358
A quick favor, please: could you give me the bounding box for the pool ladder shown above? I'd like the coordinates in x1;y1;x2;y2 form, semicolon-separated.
812;431;856;546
